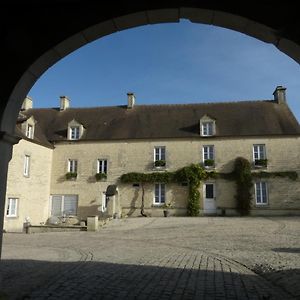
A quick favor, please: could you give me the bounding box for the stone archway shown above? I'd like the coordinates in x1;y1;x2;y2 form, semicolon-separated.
1;1;300;256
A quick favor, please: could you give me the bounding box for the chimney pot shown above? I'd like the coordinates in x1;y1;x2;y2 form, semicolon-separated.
60;96;70;111
127;92;135;109
21;96;33;110
273;86;286;104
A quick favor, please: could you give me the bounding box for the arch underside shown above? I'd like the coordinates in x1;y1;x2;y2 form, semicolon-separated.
1;2;300;134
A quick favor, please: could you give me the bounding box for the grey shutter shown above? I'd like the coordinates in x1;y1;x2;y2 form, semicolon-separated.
51;196;62;216
63;195;78;216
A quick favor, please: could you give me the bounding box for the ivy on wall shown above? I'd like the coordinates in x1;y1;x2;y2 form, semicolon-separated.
120;158;298;217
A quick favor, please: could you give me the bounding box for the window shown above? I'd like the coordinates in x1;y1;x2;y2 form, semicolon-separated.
51;195;78;216
201;121;214;136
70;126;80;140
26;124;34;139
97;159;108;174
154;146;166;167
23;155;30;176
6;198;18;217
255;182;268;205
203;145;215;167
68;159;78;173
253;144;267;167
154;183;166;204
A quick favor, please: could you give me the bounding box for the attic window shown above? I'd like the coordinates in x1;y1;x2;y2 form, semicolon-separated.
201;121;214;136
26;124;34;139
70;126;80;140
67;119;84;140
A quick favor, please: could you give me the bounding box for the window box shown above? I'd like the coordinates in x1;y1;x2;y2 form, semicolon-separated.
204;159;215;168
95;172;107;181
254;159;268;168
65;172;77;180
154;160;166;168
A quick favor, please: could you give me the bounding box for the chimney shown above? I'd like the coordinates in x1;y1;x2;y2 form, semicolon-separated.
60;96;70;111
21;96;33;110
273;86;286;104
127;92;135;109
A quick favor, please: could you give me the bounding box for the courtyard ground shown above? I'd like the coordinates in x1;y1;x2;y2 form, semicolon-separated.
1;216;299;299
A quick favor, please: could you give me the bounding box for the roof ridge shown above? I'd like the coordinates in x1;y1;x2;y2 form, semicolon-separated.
31;99;274;110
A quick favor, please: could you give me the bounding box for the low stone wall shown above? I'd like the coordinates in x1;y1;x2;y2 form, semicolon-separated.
27;225;86;234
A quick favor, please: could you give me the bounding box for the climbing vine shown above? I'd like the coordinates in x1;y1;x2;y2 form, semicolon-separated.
120;159;298;217
233;157;253;215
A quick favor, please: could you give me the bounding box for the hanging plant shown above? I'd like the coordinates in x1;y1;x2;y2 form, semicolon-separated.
95;172;107;181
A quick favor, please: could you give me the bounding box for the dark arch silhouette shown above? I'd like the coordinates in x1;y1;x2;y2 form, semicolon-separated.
1;0;299;256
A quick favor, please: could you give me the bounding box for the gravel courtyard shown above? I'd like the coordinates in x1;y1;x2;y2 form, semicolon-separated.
1;216;299;299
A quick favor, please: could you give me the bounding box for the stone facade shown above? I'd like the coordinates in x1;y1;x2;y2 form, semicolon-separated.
48;137;300;220
3;94;300;231
4;139;52;232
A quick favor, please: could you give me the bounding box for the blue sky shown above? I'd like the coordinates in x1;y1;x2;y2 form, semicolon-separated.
29;20;300;122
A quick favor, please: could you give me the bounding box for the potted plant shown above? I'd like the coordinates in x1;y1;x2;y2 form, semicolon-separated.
162;200;174;217
154;160;166;167
254;159;268;168
204;159;215;168
65;172;77;180
95;172;107;181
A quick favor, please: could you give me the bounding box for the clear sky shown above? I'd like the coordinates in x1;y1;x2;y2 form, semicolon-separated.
29;19;300;122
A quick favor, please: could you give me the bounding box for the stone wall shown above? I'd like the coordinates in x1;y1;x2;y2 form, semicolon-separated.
4;139;53;232
49;136;300;219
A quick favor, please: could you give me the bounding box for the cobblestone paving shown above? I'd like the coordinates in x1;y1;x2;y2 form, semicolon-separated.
1;217;299;299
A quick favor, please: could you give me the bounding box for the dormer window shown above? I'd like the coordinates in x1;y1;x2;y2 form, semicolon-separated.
70;126;80;140
21;116;35;139
67;119;84;140
201;122;213;136
26;124;34;139
200;115;216;137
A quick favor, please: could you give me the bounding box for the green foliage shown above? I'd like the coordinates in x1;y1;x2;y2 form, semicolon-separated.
95;172;107;181
254;159;268;167
233;157;252;215
204;159;215;167
120;158;297;217
121;164;207;216
154;160;166;167
187;185;200;216
120;172;174;183
174;164;207;216
65;172;77;180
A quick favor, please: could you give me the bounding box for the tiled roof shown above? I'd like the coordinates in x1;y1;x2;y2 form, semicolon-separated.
18;100;300;144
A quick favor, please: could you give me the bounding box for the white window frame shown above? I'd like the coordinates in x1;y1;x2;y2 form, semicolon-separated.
26;124;34;139
201;121;214;136
97;159;108;174
253;144;266;161
68;159;78;173
255;182;268;205
203;145;215;162
6;197;18;217
154;146;166;161
154;183;166;205
23;155;30;177
70;126;80;140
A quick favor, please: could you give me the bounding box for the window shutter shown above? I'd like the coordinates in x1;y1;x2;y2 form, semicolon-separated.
63;195;78;216
51;196;62;216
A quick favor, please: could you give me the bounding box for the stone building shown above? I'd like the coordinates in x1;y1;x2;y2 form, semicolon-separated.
3;86;300;232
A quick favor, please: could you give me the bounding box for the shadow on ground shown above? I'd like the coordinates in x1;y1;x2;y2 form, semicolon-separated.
0;259;295;300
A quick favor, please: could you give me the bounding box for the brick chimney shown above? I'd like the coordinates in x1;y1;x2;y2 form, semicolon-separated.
273;86;286;104
60;96;70;111
21;96;33;110
127;92;135;109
